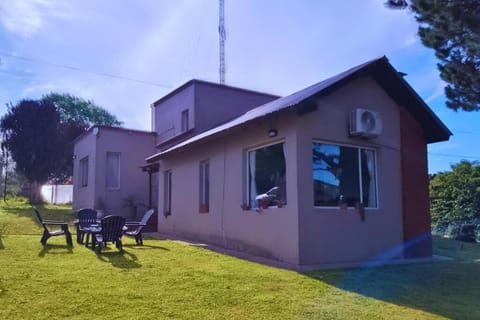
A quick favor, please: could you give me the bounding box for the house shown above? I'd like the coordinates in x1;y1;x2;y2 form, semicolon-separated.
72;80;278;223
73;56;450;268
72;126;157;219
144;56;451;268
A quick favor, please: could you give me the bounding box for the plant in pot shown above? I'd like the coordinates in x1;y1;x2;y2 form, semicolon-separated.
356;202;366;222
260;200;270;210
240;203;251;211
122;195;138;219
95;196;106;219
199;204;209;213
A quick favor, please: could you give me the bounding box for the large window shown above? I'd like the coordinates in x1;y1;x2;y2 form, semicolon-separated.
164;170;172;216
79;156;89;187
181;109;189;133
247;143;286;208
312;142;377;208
199;160;210;213
105;152;120;189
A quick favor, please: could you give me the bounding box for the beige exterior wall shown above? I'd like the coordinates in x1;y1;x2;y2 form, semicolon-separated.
157;111;300;264
156;76;407;266
153;81;277;149
154;85;195;144
73;131;97;210
194;83;278;133
296;76;404;265
73;128;156;219
94;129;156;218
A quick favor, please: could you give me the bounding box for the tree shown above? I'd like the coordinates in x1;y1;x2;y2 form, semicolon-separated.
1;100;60;202
1;93;122;202
386;0;480;112
41;93;122;184
430;160;480;226
41;93;122;126
50;120;87;184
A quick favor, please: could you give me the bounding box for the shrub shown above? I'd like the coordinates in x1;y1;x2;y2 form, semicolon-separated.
456;224;477;242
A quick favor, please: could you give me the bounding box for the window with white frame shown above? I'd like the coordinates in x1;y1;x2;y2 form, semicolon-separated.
164;170;172;216
79;156;88;187
312;142;377;208
199;160;210;212
105;152;120;189
181;109;189;132
247;142;286;208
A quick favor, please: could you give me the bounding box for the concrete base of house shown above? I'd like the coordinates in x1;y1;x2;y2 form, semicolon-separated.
145;232;453;271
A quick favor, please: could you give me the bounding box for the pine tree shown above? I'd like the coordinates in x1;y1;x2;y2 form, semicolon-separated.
386;0;480;111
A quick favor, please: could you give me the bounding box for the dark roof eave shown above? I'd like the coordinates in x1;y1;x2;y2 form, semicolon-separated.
73;125;155;144
145;110;284;162
371;59;452;143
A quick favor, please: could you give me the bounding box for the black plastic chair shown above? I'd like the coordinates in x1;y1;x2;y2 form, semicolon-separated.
94;215;125;253
32;207;73;246
76;208;98;244
124;209;155;245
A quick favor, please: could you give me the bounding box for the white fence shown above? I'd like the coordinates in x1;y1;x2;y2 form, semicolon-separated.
41;185;73;204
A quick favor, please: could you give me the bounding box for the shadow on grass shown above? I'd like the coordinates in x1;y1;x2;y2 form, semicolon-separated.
123;243;170;251
0;227;4;249
38;244;74;257
96;249;141;269
0;280;5;297
0;221;4;249
306;244;480;319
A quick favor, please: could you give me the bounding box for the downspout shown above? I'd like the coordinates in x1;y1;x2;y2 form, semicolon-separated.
148;169;152;209
221;140;227;247
150;103;155;132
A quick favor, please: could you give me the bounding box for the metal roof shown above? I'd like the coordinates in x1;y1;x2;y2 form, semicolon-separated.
146;56;451;162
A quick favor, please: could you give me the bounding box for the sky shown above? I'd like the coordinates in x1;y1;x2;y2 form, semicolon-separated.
0;0;479;173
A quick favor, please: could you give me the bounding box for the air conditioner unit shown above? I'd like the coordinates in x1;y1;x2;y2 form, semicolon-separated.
349;108;382;138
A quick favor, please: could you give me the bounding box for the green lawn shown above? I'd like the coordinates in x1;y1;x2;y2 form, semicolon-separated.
0;198;479;319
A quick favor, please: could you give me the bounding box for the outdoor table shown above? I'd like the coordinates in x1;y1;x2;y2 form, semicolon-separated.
82;224;102;249
73;219;101;244
81;222;128;250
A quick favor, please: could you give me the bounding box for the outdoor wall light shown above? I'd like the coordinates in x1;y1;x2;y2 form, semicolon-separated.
268;129;278;138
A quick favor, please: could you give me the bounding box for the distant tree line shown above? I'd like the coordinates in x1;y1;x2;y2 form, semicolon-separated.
430;160;480;242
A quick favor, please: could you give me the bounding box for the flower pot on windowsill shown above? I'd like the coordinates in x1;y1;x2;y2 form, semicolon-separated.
260;201;269;210
199;205;209;213
356;202;365;222
277;201;284;208
240;204;251;211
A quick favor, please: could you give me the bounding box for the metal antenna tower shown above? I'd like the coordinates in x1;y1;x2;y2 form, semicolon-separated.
218;0;226;84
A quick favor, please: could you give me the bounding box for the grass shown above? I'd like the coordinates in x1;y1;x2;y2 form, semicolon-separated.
0;197;479;319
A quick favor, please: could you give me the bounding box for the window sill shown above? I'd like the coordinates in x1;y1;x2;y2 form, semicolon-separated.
199;205;209;214
248;206;287;213
313;206;379;210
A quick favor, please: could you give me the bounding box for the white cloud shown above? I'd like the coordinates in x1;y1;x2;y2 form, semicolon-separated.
425;80;446;103
402;33;419;47
0;0;71;37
